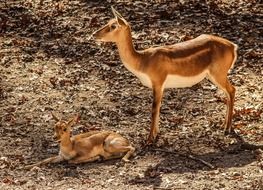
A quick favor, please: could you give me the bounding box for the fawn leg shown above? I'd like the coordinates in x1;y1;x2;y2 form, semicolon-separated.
24;155;64;169
68;155;101;164
104;137;135;162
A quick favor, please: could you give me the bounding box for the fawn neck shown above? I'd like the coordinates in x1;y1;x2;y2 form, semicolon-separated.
60;133;73;150
115;27;141;71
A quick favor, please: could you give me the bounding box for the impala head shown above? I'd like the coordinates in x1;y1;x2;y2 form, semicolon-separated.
92;7;129;42
51;113;79;142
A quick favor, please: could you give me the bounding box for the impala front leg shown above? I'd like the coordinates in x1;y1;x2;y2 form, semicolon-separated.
147;85;164;143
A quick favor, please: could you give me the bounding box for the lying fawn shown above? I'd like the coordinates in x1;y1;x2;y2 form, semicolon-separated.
92;7;238;143
24;114;135;169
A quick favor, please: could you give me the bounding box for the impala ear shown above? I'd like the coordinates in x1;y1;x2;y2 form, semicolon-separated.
51;112;60;122
111;6;128;26
116;16;127;26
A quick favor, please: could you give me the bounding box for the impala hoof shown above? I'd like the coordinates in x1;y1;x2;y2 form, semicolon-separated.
146;136;154;145
224;126;235;135
146;134;158;145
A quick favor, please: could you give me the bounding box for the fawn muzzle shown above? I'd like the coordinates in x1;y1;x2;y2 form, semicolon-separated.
53;134;60;142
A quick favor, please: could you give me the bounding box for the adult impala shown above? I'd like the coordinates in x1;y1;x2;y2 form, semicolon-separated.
92;7;238;143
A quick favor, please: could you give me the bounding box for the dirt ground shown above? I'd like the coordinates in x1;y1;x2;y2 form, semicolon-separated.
0;0;262;189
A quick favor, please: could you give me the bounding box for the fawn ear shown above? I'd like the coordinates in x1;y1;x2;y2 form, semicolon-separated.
67;115;80;127
111;6;127;26
51;112;60;121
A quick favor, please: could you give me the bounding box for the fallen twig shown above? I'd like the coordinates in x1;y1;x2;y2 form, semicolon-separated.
153;148;215;169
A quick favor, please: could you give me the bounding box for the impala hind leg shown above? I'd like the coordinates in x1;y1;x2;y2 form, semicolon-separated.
223;79;235;133
208;74;235;134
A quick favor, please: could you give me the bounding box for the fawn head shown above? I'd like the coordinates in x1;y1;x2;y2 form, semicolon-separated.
51;113;79;142
92;7;129;42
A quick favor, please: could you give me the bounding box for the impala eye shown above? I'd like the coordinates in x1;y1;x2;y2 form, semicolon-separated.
63;128;67;132
111;24;117;30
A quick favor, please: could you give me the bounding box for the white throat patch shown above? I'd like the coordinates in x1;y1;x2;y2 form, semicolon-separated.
122;62;152;88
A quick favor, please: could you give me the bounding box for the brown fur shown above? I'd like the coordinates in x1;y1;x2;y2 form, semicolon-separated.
92;7;238;143
24;115;135;169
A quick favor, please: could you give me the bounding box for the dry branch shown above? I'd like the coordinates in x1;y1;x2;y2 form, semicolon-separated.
153;148;215;169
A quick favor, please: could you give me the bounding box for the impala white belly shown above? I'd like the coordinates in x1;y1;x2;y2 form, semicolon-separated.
164;71;208;88
123;62;207;89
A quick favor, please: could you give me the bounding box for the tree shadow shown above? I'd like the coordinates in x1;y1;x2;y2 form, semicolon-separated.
127;133;263;188
1;1;100;66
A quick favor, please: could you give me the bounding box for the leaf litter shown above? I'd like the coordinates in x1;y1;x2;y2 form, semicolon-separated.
0;0;262;189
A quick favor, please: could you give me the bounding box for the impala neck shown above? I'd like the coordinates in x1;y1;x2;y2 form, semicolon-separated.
115;27;141;71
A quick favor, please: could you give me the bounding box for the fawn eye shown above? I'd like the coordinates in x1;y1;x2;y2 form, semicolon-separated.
63;128;67;132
